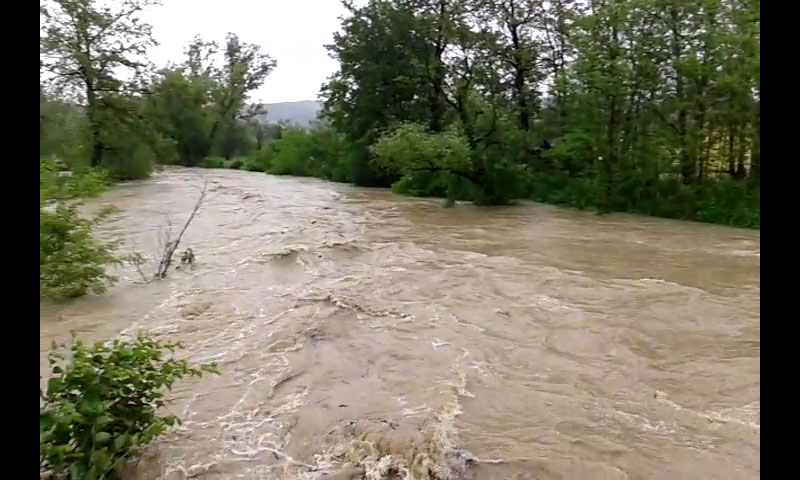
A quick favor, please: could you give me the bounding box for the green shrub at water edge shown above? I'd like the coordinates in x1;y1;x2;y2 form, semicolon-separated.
40;332;219;479
40;205;120;300
201;156;226;168
224;157;244;170
40;160;119;300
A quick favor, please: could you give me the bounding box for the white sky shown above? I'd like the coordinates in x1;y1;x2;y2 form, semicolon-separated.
143;0;350;103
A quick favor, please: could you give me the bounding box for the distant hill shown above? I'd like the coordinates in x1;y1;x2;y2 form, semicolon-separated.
259;101;322;127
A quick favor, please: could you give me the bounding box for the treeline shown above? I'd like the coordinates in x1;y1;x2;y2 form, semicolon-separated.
40;0;760;233
209;0;760;228
312;0;759;227
40;0;276;178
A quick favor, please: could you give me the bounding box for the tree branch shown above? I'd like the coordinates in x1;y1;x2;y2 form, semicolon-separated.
155;178;208;279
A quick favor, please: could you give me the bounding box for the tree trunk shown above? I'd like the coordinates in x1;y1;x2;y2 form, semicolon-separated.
749;101;760;182
735;131;747;179
86;86;103;168
428;63;446;133
509;21;531;132
427;0;448;133
602;18;621;213
670;7;693;184
727;128;736;176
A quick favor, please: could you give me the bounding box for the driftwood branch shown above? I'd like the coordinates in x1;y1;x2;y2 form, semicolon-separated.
155;178;208;279
123;252;150;283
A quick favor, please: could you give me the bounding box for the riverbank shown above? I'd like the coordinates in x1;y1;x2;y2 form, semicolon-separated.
199;157;760;230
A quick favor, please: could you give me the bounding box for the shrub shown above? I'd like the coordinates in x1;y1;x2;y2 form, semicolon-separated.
224;157;244;170
40;100;92;168
242;153;266;172
40;160;119;300
40;160;108;202
102;141;155;180
266;128;315;176
372;123;472;200
201;156;225;168
40;332;219;479
40;205;119;300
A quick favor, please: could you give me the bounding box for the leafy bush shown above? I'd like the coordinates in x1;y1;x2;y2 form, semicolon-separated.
201;156;225;168
40;100;92;168
372;123;471;176
373;122;526;205
40;160;119;300
264;128;315;175
40;160;108;202
40;332;219;479
245;127;357;182
224;157;244;170
242;152;267;172
40;206;119;300
101;141;156;180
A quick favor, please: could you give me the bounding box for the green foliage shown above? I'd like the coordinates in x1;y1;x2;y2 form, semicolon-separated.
372;124;471;175
40;206;120;301
40;332;219;479
526;172;759;228
201;156;226;168
99;138;156;181
320;0;434;148
242;127;355;183
40;0;159;170
392;172;473;201
225;157;244;170
40;98;91;168
371;122;526;205
311;0;759;224
242;151;269;172
40;160;108;203
217;122;256;159
39;0;759;228
143;34;276;167
40;160;119;300
262;129;316;175
144;70;214;166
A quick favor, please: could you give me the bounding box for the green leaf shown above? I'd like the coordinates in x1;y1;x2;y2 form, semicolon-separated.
70;462;86;479
96;414;114;426
113;433;129;451
47;377;64;395
40;413;54;433
94;431;111;443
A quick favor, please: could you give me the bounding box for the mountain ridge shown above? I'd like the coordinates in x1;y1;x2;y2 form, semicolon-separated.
259;100;321;127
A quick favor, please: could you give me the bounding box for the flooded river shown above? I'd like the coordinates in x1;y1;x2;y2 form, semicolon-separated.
40;168;760;479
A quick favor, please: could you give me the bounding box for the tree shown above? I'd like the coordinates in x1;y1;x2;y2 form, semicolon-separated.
481;0;542;132
321;0;436;185
40;0;159;169
207;33;277;149
144;34;276;165
145;70;214;166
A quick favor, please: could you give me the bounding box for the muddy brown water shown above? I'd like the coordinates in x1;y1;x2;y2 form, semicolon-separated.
40;168;760;480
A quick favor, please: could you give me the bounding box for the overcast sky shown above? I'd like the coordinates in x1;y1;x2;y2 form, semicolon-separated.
143;0;350;104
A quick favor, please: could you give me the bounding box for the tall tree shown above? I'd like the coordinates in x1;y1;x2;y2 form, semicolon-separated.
40;0;159;167
207;34;276;148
